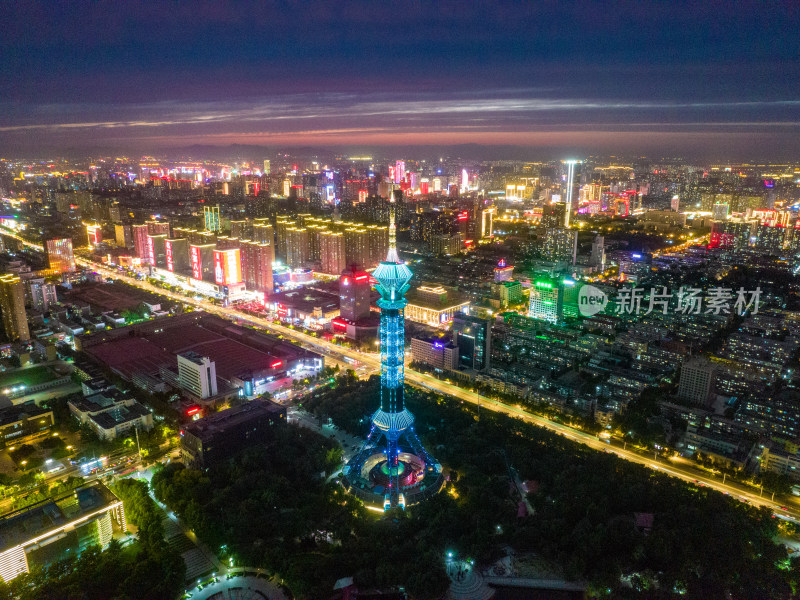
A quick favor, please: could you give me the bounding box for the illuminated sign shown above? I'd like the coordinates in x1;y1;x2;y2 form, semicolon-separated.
165;240;174;271
190;246;202;279
86;225;102;248
147;236;155;265
213;248;241;285
270;360;283;368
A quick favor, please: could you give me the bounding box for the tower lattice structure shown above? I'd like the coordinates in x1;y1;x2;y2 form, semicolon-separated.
343;199;442;510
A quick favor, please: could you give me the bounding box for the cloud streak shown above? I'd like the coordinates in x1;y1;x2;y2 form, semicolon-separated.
1;93;798;134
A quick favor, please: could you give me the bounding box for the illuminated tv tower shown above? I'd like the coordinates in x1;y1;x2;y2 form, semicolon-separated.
563;159;581;228
341;198;443;511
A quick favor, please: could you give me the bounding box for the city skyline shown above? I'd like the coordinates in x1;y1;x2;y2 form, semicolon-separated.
1;2;799;157
1;3;800;598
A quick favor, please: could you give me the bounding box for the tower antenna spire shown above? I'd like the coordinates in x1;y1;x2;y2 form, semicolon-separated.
386;195;400;263
340;188;443;510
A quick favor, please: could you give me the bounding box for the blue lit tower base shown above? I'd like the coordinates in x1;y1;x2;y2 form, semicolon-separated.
341;205;443;511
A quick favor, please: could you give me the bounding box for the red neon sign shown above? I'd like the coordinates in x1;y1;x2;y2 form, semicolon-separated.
147;236;155;265
270;360;283;368
186;407;200;415
191;246;202;279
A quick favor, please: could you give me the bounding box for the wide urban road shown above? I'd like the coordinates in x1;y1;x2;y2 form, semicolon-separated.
2;228;797;523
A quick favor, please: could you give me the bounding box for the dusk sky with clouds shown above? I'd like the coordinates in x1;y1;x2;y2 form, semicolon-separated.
1;1;798;158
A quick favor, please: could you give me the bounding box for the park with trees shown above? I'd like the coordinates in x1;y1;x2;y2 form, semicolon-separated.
149;375;798;598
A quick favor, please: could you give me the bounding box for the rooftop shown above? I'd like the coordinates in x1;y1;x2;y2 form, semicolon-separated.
0;482;120;552
270;288;340;314
0;403;51;427
184;399;284;443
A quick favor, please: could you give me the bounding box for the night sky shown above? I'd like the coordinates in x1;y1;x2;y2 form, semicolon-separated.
1;1;799;158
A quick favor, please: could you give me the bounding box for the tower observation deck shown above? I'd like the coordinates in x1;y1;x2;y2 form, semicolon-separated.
341;199;444;510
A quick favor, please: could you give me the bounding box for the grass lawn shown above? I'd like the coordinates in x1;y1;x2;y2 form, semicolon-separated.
0;365;57;390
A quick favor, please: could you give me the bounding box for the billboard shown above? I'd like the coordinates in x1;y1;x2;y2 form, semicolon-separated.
214;248;241;285
147;235;155;265
165;239;174;271
190;245;202;279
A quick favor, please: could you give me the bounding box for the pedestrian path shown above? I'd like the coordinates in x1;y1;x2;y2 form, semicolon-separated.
162;512;217;581
186;574;287;600
446;560;494;600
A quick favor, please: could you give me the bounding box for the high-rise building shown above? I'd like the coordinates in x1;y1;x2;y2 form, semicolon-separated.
86;224;102;248
429;233;463;256
542;228;578;264
678;358;716;406
320;231;347;275
262;159;271;175
726;218;758;250
367;225;389;266
494;259;514;282
590;235;606;270
252;220;274;245
451;313;491;371
146;220;170;237
164;238;189;273
339;266;371;321
541;203;566;228
45;238;75;273
492;280;524;307
132;224;150;262
478;207;495;239
306;224;325;263
285;228;309;268
712;203;729;221
342;201;443;511
344;227;370;268
410;338;459;371
28;278;57;312
146;234;168;268
394;160;405;184
275;216;293;261
203;205;221;232
114;224;133;249
579;183;603;207
754;223;787;253
189;243;216;281
213;248;242;285
0;275;30;341
528;278;563;324
230;220;249;239
177;352;218;399
240;240;274;293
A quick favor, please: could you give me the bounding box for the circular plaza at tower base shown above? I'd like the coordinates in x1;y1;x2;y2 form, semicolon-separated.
341;448;445;509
